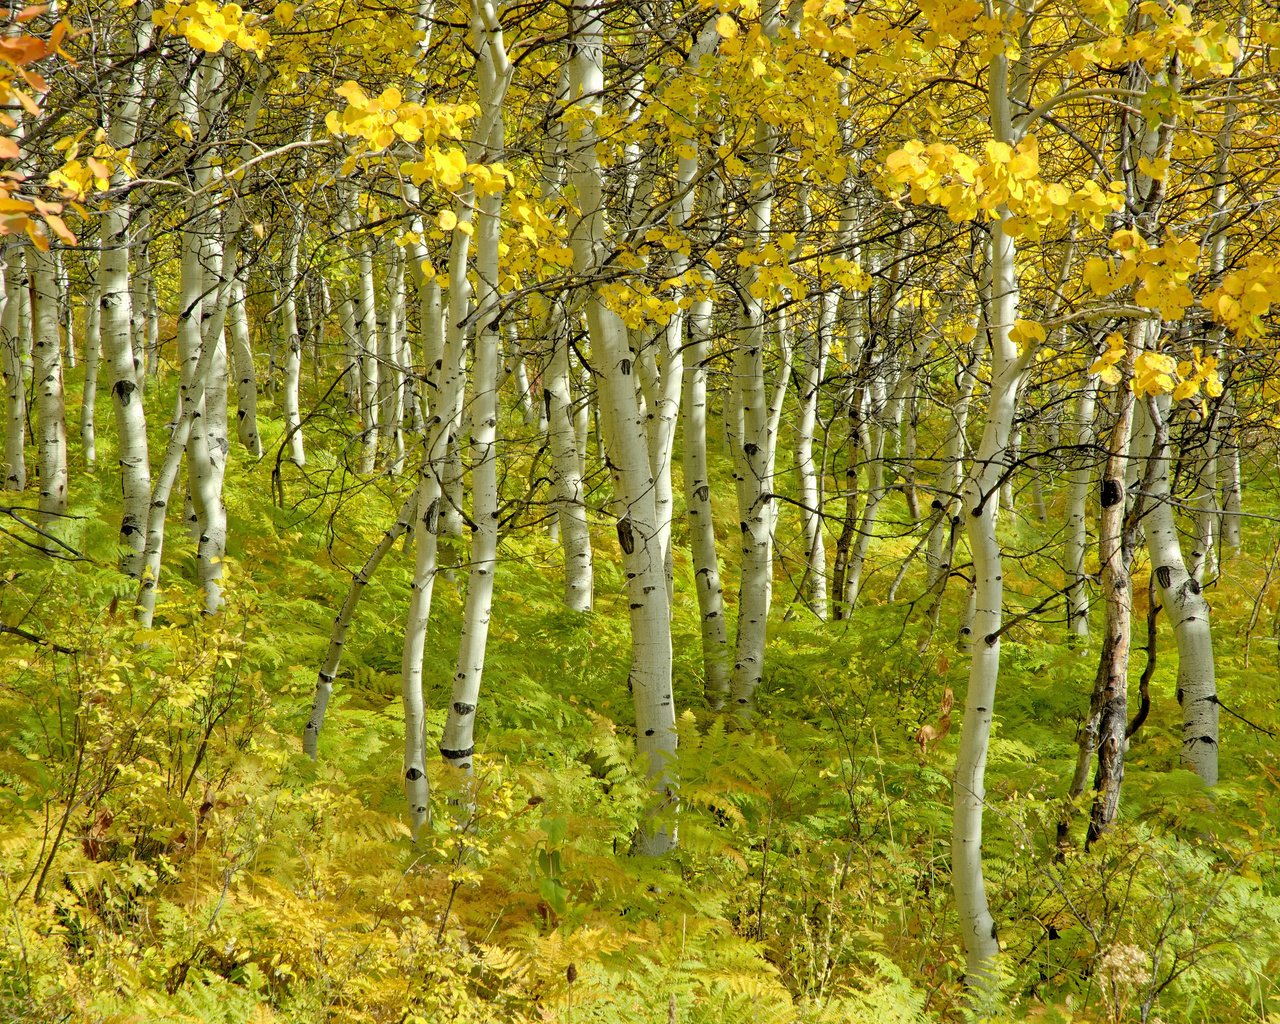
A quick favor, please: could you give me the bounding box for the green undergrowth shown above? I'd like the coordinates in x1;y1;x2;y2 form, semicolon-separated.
3;402;1280;1023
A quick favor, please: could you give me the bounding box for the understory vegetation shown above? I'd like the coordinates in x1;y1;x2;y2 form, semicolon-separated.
3;385;1279;1024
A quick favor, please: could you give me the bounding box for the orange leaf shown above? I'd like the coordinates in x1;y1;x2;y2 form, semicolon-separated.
0;138;19;160
44;213;76;245
17;4;51;22
20;68;49;93
0;35;46;65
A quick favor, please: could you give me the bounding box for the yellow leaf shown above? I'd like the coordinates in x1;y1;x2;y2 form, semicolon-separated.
437;209;457;231
1008;318;1047;350
715;14;738;38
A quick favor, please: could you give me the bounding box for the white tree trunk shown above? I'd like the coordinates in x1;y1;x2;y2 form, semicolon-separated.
56;252;74;371
1220;392;1241;551
545;298;594;611
356;241;381;475
381;244;407;472
30;246;67;523
228;274;263;457
729;0;783;714
683;255;731;703
1143;396;1219;785
1;253;26;491
1190;438;1218;585
99;16;154;573
569;0;676;852
924;341;978;598
794;291;832;620
282;222;307;466
305;491;417;758
952;42;1032;988
81;257;102;468
440;48;506;777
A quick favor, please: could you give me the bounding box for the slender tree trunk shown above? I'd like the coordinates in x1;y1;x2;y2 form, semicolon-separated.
1081;329;1141;845
30;246;67;523
1143;396;1218;786
729;0;783;714
81;257;101;468
925;340;978;599
545;297;594;611
683;223;731;703
282;221;307;467
794;290;831;620
952;39;1033;988
56;252;74;371
1065;383;1098;639
569;0;676;852
1;252;26;491
228;274;263;457
100;16;154;575
1190;437;1218;585
305;492;417;758
440;20;508;776
1219;392;1241;552
356;239;381;475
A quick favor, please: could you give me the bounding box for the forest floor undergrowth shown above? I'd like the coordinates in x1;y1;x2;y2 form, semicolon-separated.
3;421;1280;1024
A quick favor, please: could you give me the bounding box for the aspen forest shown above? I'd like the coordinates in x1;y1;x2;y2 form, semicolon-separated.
6;0;1280;1019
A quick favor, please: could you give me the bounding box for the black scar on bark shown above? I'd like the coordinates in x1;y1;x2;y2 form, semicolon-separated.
452;702;475;715
1155;565;1172;589
440;745;475;759
405;767;424;781
743;442;759;457
1100;477;1123;507
113;379;137;406
644;729;654;736
617;516;635;554
694;484;710;502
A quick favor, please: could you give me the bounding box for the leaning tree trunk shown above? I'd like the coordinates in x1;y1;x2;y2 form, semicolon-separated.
304;491;417;758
